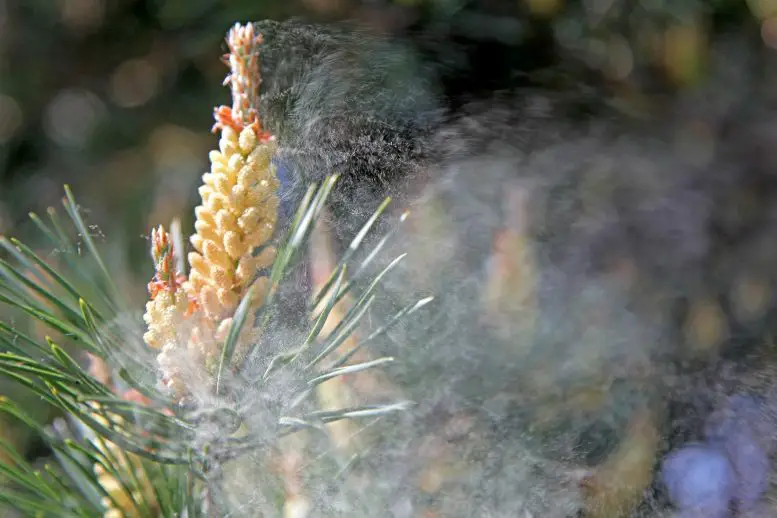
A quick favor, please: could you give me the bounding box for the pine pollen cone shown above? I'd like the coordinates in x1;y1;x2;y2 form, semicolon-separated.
94;440;158;517
185;124;278;322
143;225;189;351
143;23;279;395
187;22;278;322
87;402;159;517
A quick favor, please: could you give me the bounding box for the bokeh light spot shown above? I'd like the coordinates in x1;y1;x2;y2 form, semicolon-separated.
58;0;105;32
110;58;159;108
44;88;104;148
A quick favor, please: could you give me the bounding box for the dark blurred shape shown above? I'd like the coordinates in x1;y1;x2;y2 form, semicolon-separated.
0;94;22;144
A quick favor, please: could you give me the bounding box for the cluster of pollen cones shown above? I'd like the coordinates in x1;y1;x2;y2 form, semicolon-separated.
142;22;279;398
